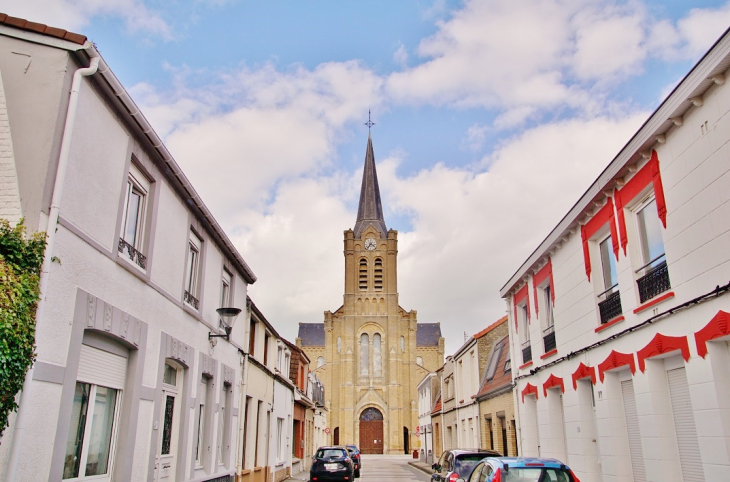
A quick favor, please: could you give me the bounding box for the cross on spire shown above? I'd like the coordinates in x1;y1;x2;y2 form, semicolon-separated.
364;110;375;131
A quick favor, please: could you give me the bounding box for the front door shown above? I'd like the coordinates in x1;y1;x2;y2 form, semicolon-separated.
156;363;181;482
359;407;384;454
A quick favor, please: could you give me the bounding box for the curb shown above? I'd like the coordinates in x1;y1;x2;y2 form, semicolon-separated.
408;461;432;475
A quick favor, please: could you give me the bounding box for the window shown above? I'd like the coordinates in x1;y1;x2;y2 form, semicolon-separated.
118;164;150;269
360;333;369;376
374;258;383;290
519;304;532;364
359;258;368;290
598;235;623;324
160;361;182;477
337;337;342;353
635;196;671;302
63;383;120;479
400;336;405;352
599;236;618;293
543;285;554;329
264;332;270;365
373;333;382;377
184;233;202;310
220;269;232;328
317;356;325;368
416;356;423;366
504;349;511;373
277;418;284;461
249;319;256;356
485;343;503;381
196;376;209;466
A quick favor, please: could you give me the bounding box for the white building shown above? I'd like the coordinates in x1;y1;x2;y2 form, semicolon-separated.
502;27;730;482
417;372;438;463
0;14;254;482
452;337;481;450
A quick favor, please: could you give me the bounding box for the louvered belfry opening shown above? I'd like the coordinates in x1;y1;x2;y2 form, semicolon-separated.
374;258;383;290
359;258;368;290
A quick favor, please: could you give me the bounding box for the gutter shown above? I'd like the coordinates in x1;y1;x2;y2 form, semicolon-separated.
5;43;100;482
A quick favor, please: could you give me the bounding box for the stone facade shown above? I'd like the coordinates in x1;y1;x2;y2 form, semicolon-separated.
297;135;444;454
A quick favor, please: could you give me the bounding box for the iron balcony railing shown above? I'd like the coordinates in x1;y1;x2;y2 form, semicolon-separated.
183;290;199;310
636;258;671;303
598;289;622;324
118;238;147;269
521;340;532;365
543;325;556;353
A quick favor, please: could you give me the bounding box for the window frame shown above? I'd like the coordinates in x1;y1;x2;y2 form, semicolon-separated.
184;231;203;310
117;162;151;271
633;193;666;274
63;382;123;481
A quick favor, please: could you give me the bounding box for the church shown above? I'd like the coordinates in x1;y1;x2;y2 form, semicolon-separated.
297;132;445;455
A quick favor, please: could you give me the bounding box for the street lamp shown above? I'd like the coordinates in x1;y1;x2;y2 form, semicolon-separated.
209;307;242;342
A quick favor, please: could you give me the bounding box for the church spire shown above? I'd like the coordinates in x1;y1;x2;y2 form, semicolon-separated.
354;132;387;238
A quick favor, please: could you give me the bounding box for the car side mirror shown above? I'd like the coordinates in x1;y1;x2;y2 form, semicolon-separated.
431;463;439;470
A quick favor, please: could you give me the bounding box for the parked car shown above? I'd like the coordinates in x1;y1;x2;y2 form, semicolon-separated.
457;457;580;482
345;445;361;477
310;446;355;482
431;449;501;482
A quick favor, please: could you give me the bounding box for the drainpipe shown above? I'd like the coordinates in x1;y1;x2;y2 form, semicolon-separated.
4;45;100;482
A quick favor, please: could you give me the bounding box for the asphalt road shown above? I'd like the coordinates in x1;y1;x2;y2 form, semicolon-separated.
290;454;432;482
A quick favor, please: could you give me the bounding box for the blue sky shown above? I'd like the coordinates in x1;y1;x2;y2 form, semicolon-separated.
6;0;730;352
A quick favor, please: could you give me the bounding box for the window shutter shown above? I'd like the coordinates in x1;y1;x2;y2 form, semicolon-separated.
621;380;646;482
77;344;127;389
667;368;705;481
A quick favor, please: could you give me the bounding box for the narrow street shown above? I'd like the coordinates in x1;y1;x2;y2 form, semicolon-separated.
289;454;432;482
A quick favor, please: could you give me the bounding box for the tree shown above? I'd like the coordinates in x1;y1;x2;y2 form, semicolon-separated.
0;220;45;439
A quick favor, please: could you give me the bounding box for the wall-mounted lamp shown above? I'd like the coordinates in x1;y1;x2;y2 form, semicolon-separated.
209;307;242;342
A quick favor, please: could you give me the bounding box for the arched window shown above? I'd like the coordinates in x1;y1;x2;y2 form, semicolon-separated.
317;357;325;368
360;334;369;376
359;258;368;291
374;258;383;291
400;336;405;352
373;333;382;377
416;356;423;366
337;337;342;353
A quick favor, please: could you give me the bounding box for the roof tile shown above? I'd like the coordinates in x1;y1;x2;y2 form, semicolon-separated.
0;13;86;45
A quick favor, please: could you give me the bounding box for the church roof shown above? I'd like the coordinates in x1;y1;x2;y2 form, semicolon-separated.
416;323;442;347
353;133;387;238
298;323;325;346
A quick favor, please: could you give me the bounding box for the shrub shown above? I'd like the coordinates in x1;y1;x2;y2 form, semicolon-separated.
0;220;45;439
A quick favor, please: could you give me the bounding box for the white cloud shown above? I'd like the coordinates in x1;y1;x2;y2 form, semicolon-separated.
393;44;409;68
1;0;172;39
650;3;730;61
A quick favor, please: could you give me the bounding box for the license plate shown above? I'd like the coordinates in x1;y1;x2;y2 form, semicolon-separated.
325;463;338;471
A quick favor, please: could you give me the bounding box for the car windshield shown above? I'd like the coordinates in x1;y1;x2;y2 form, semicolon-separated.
455;455;489;477
503;468;572;482
316;449;346;459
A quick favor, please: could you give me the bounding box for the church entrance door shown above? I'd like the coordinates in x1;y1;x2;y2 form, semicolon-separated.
359;408;384;454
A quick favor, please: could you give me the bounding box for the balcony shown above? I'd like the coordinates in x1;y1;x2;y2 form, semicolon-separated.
118;238;146;269
637;258;671;303
521;341;532;365
598;290;622;324
543;325;556;353
183;290;199;310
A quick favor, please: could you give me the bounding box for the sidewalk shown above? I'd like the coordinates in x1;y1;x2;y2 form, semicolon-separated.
408;459;432;475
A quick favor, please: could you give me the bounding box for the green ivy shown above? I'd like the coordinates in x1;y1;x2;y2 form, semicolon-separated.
0;220;45;439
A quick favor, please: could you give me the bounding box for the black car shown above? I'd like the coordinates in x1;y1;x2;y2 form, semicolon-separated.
431;449;502;482
345;445;361;477
311;446;355;482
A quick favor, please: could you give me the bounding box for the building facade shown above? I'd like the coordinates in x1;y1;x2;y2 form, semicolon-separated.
0;16;254;482
503;28;730;482
475;321;517;457
297;134;445;454
417;372;440;463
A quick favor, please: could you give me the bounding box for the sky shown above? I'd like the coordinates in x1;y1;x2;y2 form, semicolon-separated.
4;0;730;354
